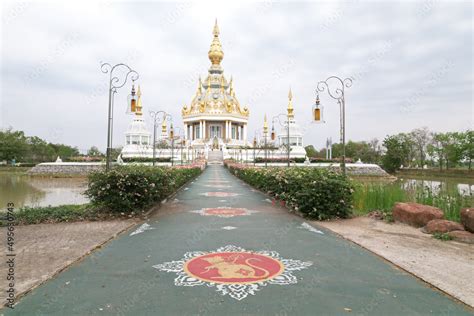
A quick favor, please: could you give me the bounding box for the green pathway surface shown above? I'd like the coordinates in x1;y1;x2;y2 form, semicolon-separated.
6;165;472;315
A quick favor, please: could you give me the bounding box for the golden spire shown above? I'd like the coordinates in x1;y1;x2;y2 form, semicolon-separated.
136;85;143;116
287;87;294;119
263;114;268;133
208;19;224;65
197;76;202;95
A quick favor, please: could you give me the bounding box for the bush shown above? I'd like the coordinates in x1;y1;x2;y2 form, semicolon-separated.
85;165;201;212
226;162;354;220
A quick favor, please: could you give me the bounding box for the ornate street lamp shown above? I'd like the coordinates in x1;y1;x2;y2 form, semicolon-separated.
149;111;172;166
169;123;175;166
101;62;139;172
316;76;353;176
312;93;323;123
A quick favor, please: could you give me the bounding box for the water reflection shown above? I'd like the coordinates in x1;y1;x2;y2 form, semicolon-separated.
399;177;474;196
0;174;88;210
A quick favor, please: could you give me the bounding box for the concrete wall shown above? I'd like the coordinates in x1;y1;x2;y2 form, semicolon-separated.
28;163;105;175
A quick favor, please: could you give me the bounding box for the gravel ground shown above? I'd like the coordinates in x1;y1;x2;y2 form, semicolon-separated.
0;220;137;303
316;216;474;307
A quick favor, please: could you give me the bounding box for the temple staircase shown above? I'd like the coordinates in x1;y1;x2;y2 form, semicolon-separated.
207;150;224;165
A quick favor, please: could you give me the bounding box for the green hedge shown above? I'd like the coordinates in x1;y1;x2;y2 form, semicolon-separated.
85;165;201;212
122;157;171;163
227;163;354;220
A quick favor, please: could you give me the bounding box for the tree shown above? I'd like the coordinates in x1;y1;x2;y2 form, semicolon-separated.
427;134;445;170
304;145;317;158
87;146;103;157
382;134;413;172
410;127;431;167
49;143;80;160
460;130;474;170
330;140;382;164
0;128;28;162
428;132;463;170
27;136;55;162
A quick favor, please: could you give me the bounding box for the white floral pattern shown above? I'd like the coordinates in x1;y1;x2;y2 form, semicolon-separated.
152;245;313;300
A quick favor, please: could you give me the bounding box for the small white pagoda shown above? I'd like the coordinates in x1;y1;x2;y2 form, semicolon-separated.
121;85;152;158
273;89;306;158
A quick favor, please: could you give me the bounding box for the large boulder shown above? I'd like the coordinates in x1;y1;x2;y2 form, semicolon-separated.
447;230;474;244
422;219;464;234
392;202;444;227
460;208;474;233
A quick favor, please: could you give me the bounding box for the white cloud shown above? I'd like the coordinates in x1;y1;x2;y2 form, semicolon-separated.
1;0;472;152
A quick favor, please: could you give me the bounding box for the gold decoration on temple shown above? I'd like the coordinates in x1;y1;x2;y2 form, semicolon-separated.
287;87;294;119
182;20;249;119
197;77;202;95
263;114;268;133
135;85;143;116
208;19;224;65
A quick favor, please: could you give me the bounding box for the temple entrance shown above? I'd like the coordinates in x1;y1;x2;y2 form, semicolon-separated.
212;136;219;149
210;125;222;139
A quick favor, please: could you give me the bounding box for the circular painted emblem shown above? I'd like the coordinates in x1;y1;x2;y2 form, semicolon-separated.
205;208;247;216
190;207;257;217
202;192;239;197
184;252;284;284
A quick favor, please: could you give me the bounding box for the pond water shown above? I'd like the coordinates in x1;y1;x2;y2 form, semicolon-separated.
0;173;88;210
360;175;474;197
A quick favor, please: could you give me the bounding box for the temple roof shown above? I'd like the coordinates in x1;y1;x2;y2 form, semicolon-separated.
182;20;249;119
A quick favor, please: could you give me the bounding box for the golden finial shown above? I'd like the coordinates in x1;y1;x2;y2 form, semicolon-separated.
287;87;294;119
263;114;268;133
208;19;224;65
220;76;225;92
136;85;143;116
213;19;219;36
197;76;202;95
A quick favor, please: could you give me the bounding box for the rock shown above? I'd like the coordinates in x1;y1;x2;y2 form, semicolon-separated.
447;230;474;244
423;219;464;234
392;202;444;227
460;208;474;233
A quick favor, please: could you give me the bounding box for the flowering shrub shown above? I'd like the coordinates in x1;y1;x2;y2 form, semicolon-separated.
85;165;201;212
225;161;354;220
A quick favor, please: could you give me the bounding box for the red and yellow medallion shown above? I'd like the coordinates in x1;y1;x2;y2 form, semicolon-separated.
184;252;284;284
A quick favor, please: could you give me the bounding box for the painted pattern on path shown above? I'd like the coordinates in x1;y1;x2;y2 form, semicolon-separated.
190;207;257;218
153;245;313;300
200;192;240;197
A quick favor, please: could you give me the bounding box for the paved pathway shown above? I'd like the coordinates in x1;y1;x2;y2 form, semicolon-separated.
7;165;472;315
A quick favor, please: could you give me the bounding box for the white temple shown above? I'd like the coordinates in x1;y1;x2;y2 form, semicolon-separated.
121;21;306;162
181;20;250;153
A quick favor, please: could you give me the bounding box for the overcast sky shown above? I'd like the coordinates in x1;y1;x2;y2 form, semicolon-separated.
1;0;472;153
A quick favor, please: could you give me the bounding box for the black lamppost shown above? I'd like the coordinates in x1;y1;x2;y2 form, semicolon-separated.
316;76;353;176
149;110;172;166
272;113;290;167
101;62;139;172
